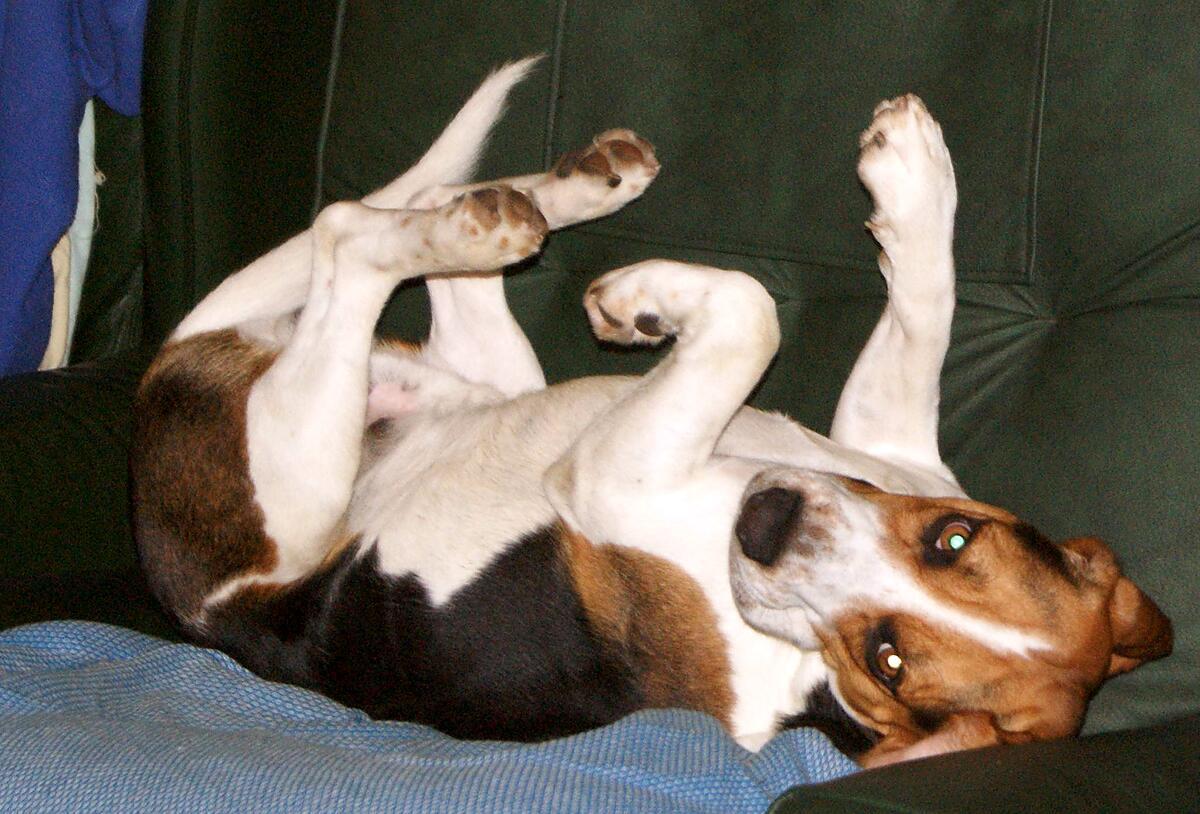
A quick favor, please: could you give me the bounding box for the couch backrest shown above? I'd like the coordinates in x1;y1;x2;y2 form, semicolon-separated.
137;0;1200;734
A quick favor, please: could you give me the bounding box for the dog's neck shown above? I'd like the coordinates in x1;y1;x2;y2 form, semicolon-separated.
781;679;881;758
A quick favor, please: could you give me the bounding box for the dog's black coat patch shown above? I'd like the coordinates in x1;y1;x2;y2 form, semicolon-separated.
1013;523;1078;585
204;526;643;740
780;681;880;758
910;705;950;733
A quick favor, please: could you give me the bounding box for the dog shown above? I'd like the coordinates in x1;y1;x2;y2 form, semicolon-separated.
131;58;1172;768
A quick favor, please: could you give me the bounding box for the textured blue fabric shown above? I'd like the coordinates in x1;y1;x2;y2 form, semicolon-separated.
0;0;147;374
0;621;857;812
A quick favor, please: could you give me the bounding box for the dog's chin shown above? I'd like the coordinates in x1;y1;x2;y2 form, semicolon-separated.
729;559;822;650
744;603;823;650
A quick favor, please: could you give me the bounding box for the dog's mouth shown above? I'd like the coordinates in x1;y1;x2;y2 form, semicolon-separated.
728;554;825;650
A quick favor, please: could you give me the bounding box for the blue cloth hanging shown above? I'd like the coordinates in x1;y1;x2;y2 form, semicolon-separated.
0;0;147;376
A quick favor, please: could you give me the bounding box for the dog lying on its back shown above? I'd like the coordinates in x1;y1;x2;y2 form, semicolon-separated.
132;58;1172;766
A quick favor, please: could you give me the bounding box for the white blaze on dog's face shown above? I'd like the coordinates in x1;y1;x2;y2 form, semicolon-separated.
729;468;1173;766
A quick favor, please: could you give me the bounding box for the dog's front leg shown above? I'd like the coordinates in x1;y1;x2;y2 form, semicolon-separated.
544;260;779;542
828;95;959;484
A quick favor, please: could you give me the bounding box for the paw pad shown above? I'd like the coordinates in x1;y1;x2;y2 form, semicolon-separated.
552;131;660;188
856;93;956;244
437;186;549;270
634;312;664;337
462;186;548;236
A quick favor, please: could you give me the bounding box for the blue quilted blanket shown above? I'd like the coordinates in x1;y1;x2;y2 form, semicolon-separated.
0;622;856;812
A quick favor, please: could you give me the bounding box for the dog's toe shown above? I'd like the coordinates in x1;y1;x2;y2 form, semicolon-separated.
439;187;548;270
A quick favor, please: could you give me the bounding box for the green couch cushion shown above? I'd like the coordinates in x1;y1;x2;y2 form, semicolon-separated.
549;1;1047;285
141;0;341;345
1034;1;1200;313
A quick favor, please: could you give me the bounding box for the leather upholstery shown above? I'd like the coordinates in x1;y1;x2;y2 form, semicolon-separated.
319;2;1200;739
771;712;1200;813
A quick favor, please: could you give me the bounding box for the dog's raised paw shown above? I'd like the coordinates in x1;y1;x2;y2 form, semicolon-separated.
554;130;659;190
856;94;956;245
458;186;548;238
583;260;777;350
439;186;548;270
584;264;678;347
536;130;660;227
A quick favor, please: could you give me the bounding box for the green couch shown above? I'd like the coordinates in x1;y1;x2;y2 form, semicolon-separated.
2;1;1197;809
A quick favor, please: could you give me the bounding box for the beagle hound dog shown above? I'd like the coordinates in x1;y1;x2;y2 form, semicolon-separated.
131;57;1172;767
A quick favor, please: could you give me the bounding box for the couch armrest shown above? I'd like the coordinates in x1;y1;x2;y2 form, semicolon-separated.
0;352;173;636
769;714;1200;813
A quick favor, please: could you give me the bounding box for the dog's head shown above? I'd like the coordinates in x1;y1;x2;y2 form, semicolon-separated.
730;468;1172;767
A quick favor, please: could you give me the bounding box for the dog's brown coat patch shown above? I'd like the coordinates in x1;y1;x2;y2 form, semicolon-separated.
132;330;280;624
561;526;733;726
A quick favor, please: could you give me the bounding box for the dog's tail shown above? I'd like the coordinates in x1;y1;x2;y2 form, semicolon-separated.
365;54;544;208
171;56;542;341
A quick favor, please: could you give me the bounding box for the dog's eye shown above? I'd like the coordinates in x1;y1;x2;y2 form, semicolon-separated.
922;516;979;566
876;641;904;680
866;620;904;691
935;520;974;552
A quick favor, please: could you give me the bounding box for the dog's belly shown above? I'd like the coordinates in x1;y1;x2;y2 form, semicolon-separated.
349;370;929;607
348;375;637;604
350;371;855;738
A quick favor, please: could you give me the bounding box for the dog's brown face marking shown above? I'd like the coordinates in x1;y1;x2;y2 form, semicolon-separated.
867;491;1089;646
561;527;733;726
132;330;280;624
732;474;1173;764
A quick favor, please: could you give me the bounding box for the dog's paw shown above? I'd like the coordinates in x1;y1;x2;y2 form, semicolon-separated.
436;186;549;270
584;264;676;346
857;94;956;248
534;130;660;228
583;260;776;349
553;129;660;196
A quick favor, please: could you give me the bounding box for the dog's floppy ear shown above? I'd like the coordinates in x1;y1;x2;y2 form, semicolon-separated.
1060;537;1173;676
858;687;1091;769
1105;574;1173;676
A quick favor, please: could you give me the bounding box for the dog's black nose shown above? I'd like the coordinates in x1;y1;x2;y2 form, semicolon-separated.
735;487;805;566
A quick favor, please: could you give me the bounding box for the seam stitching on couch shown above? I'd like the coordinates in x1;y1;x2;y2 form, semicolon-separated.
1062;218;1200;317
311;0;349;220
543;0;572;169
1026;0;1054;292
568;223;1029;284
177;0;199;314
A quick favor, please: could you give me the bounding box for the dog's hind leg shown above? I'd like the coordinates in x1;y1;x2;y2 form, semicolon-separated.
136;188;543;627
410;131;660;397
406;129;659;229
828;95;960;484
239;190;546;584
171;58;540;341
